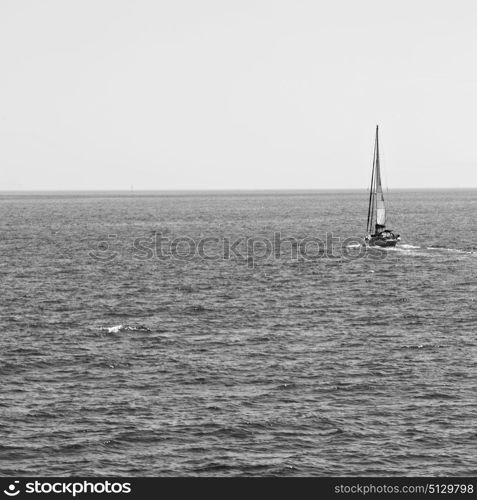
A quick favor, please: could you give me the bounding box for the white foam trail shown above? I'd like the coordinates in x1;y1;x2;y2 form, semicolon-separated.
389;245;434;257
107;325;123;333
427;247;474;254
389;244;475;257
399;244;421;249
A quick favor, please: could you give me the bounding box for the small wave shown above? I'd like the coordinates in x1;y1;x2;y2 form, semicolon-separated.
415;392;457;400
148;227;171;235
101;324;151;334
250;335;273;343
185;305;211;314
276;382;298;390
400;343;448;350
192;462;237;473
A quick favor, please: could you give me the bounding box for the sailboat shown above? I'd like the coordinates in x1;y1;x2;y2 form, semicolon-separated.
365;125;400;247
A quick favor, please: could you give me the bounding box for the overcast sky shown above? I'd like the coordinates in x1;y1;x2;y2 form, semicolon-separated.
1;0;476;190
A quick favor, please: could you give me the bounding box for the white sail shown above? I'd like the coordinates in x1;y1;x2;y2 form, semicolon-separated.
376;193;386;226
374;128;386;228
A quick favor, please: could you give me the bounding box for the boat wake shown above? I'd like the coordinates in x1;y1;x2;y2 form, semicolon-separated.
390;244;474;256
427;246;475;255
346;242;474;256
397;244;420;250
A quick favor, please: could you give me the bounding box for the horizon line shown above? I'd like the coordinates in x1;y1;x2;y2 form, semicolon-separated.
0;187;476;193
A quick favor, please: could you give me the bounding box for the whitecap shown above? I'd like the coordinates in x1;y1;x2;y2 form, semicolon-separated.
106;325;123;333
102;324;151;334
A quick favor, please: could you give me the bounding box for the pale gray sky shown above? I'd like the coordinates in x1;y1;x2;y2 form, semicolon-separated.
1;0;476;190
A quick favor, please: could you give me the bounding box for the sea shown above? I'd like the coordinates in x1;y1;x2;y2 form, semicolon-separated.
0;189;475;476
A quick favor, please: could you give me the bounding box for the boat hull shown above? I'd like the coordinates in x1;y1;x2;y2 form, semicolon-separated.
367;237;398;247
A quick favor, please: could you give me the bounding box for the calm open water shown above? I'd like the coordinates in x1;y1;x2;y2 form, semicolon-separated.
0;190;476;476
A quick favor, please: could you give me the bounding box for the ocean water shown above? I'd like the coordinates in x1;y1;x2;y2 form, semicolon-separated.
0;190;475;476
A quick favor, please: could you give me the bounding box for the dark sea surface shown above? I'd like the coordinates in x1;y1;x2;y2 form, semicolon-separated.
0;190;476;476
